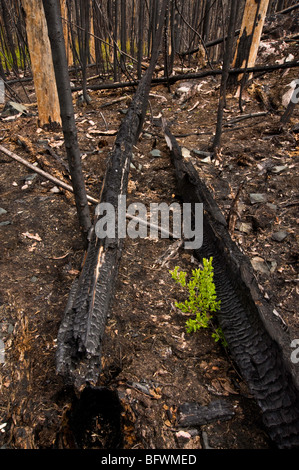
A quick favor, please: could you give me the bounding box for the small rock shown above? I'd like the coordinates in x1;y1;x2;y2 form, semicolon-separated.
21;184;28;190
176;430;191;441
0;221;11;227
150;149;161;158
201;156;212;164
251;256;270;274
181;147;191;158
250;193;267;204
0;101;28;117
238;222;252;234
192;149;212;158
25;173;38;183
271;230;288;242
0;208;7;216
50;186;60;193
271;165;287;174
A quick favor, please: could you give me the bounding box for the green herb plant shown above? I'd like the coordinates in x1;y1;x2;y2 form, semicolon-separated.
170;257;227;347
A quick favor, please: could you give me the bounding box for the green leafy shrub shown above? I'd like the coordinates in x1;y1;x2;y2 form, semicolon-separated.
170;257;227;347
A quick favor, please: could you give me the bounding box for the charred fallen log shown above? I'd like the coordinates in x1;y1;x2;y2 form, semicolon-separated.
56;0;169;389
162;120;299;449
178;400;235;427
71;59;299;93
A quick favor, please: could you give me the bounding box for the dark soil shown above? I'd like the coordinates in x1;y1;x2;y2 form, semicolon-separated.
0;40;298;449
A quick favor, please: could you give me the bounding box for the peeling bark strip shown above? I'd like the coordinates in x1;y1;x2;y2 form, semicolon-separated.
56;0;169;389
21;0;61;128
162;121;299;449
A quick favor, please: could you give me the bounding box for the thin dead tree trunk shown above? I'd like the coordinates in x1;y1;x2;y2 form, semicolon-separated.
22;0;61;128
60;0;73;66
137;0;144;79
42;0;92;243
212;0;238;155
120;0;127;71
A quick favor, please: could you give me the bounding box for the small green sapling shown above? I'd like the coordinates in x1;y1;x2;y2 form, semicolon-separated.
170;257;227;347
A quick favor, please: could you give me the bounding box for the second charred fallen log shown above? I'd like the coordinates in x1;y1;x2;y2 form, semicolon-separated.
162;120;299;449
178;400;235;427
56;0;169;389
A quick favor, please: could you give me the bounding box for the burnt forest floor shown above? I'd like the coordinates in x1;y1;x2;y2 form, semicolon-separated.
0;42;298;450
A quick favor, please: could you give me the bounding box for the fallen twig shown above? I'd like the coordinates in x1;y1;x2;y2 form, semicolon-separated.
0;144;99;205
225;111;268;126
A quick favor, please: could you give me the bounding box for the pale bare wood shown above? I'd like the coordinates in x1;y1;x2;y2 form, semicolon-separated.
233;0;270;86
22;0;61;127
90;5;96;63
60;0;73;66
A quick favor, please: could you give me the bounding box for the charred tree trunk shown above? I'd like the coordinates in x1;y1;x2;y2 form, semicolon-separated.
42;0;91;242
56;0;169;389
22;0;61;128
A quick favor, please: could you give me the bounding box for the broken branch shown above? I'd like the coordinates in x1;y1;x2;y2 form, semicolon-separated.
0;144;99;205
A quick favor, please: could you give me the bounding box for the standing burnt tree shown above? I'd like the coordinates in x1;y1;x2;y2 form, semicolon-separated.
212;0;238;155
42;0;91;242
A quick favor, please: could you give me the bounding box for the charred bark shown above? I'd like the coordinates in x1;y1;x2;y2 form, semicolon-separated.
178;400;235;427
56;0;169;389
162;120;299;449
